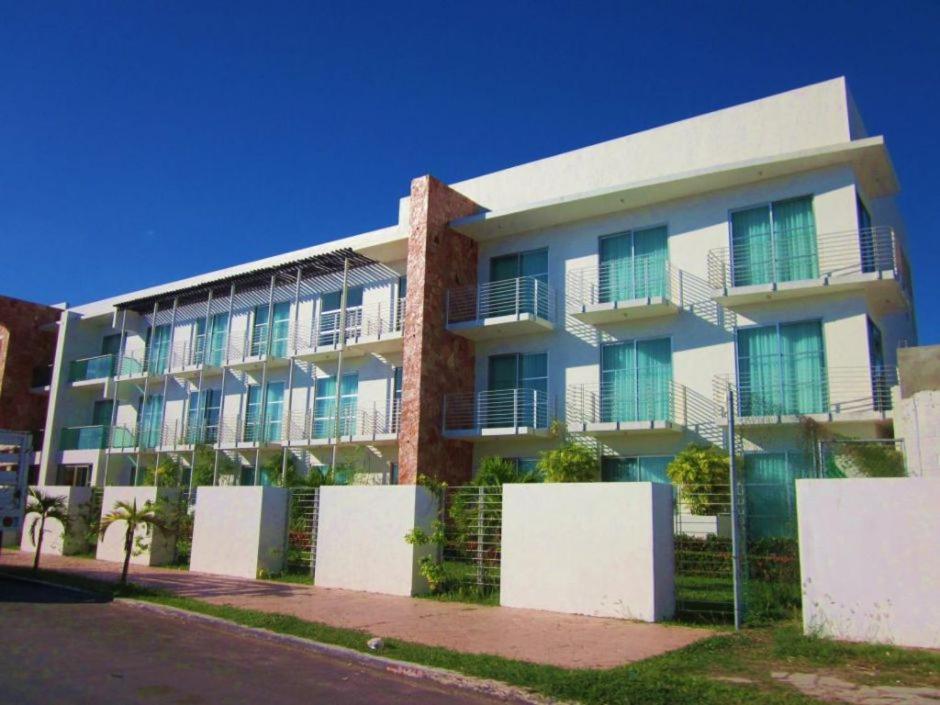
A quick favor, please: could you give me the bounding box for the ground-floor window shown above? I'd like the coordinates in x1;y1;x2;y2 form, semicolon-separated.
56;464;90;487
601;455;673;483
743;451;812;539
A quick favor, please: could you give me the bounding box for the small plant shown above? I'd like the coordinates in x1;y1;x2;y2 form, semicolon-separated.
537;423;598;482
404;520;446;592
667;444;733;515
98;498;168;584
24;488;68;572
141;457;182;487
474;456;541;485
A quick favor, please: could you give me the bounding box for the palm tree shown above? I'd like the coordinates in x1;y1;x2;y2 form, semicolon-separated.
98;499;167;585
25;488;69;572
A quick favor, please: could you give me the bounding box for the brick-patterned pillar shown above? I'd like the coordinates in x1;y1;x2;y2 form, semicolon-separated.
398;176;480;485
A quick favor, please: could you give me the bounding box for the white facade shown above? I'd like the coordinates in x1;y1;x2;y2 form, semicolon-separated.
36;77;916;489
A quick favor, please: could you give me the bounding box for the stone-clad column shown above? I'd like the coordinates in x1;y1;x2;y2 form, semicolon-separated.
399;176;479;485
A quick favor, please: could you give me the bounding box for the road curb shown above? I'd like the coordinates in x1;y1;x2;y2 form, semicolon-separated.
118;598;567;705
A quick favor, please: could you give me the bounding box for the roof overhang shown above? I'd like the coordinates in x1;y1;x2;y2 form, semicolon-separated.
451;137;898;240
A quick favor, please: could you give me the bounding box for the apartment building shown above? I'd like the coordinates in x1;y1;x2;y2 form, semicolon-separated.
37;77;917;489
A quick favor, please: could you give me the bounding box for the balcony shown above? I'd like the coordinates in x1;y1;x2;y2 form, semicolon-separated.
113;349;165;383
565;380;687;434
446;277;555;340
166;339;223;377
217;414;286;449
60;425;109;451
707;226;912;311
68;354;114;384
284;400;401;446
442;389;553;439
222;333;293;371
292;299;405;362
713;365;897;426
566;261;686;325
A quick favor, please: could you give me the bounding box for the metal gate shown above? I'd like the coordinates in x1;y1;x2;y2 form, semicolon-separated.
440;485;503;596
286;487;320;579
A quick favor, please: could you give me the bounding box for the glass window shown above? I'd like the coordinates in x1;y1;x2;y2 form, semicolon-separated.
486;249;548;317
601;456;673;483
731;196;818;286
744;451;812;539
139;394;165;449
313;373;359;438
484;352;548;427
599;226;668;302
600;338;672;422
147;325;171;375
206;312;229;366
250;303;289;357
243;382;285;442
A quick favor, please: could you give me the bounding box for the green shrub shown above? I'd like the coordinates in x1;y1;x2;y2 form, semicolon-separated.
667;444;732;515
474;456;541;485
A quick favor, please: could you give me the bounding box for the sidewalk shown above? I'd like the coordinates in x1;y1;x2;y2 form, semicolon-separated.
0;551;711;669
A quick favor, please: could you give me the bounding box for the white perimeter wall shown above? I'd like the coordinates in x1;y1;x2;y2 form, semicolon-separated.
19;486;93;556
96;486;177;566
314;485;437;596
797;478;940;648
500;482;675;621
190;486;288;579
894;391;940;478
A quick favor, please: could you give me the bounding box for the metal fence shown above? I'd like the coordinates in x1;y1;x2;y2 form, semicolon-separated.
285;487;320;577
439;485;503;595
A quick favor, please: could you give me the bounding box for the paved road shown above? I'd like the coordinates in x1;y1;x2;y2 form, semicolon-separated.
0;578;516;705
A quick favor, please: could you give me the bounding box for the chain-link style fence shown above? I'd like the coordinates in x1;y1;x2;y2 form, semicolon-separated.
285;487;320;578
439;485;503;597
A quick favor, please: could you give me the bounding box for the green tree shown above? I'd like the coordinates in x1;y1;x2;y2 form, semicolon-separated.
24;488;68;572
667;444;732;515
537;425;598;483
98;499;168;585
473;456;541;486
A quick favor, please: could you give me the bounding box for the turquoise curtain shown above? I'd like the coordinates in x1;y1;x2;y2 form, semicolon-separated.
737;326;782;416
520;352;548;427
140;395;164;449
633;226;668;298
520;250;548;316
773;197;818;282
731;206;773;286
780;321;827;414
639;455;673;483
250;305;270;357
244;386;262;441
192;318;206;365
486;355;519;427
339;373;358;435
147;325;171;374
207;313;228;366
600;233;634;303
601;456;673;483
187;391;203;442
745;452;811;539
270;302;291;358
601;342;636;422
313;377;336;438
264;382;285;442
637;338;672;421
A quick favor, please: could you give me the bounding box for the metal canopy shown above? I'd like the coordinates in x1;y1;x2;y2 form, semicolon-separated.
116;248;378;313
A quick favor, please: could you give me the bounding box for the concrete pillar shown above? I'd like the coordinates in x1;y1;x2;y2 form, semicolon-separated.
399;175;479;485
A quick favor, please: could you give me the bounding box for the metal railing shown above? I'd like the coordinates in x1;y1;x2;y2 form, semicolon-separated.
446;277;556;325
114;349;147;377
284;399;401;442
60;425;109;450
714;365;898;420
440;485;503;592
292;299;405;353
565;378;685;426
707;226;912;300
443;388;552;432
286;487;320;578
218;414;284;445
68;354;114;382
566;260;687;310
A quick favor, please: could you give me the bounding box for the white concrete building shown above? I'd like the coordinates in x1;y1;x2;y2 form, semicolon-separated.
36;77;917;491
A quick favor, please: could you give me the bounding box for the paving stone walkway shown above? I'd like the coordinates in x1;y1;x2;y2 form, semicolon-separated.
772;672;940;705
0;551;711;669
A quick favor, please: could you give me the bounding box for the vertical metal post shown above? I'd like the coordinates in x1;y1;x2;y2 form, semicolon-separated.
189;289;213;494
330;259;350;471
154;297;178;480
136;300;160;485
254;274;277;484
101;309;128;488
476;486;485;588
727;388;745;631
282;266;303;484
213;283;237;485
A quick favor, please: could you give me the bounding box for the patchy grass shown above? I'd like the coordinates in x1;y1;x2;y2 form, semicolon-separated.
4;565;939;704
261;571;313;585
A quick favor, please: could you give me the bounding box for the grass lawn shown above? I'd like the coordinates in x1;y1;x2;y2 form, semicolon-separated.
3;565;939;705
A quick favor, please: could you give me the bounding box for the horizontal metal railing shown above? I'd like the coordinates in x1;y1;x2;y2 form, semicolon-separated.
68;354;115;382
446;277;556;325
284;399;401;442
218;414;285;445
714;365;898;419
292;299;405;353
443;388;552;432
565;378;684;426
706;226;911;299
566;259;687;310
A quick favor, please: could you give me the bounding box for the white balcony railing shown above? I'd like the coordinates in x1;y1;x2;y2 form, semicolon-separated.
706;226;912;300
292;299;405;353
566;260;687;310
713;365;897;421
284;399;401;442
565;379;686;427
446;277;556;325
443;388;552;433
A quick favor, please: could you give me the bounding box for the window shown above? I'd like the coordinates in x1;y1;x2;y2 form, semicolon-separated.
744;451;812;539
857;196;876;273
312;373;359;438
192;318;207;365
391;367;403;432
318;287;363;346
486;249;548;317
187;389;221;443
736;321;827;416
146;325;171;374
56;464;90;487
601;456;674;483
599;226;668;302
484;352;548;427
600;338;672;422
868;318;890;412
251;302;291;357
206;312;229;366
92;399;113;427
244;382;285;442
731;196;817;286
138;394;165;449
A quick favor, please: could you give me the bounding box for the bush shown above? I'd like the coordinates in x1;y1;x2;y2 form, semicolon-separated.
536;424;598;482
667;444;732;515
474;456;541;485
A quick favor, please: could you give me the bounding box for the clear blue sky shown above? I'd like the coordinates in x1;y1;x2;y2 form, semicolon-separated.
2;1;938;342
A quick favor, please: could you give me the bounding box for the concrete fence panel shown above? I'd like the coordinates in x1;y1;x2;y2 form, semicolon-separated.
314;486;437;596
797;478;940;648
190;486;288;579
500;482;675;621
19;486;93;556
96;486;178;566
